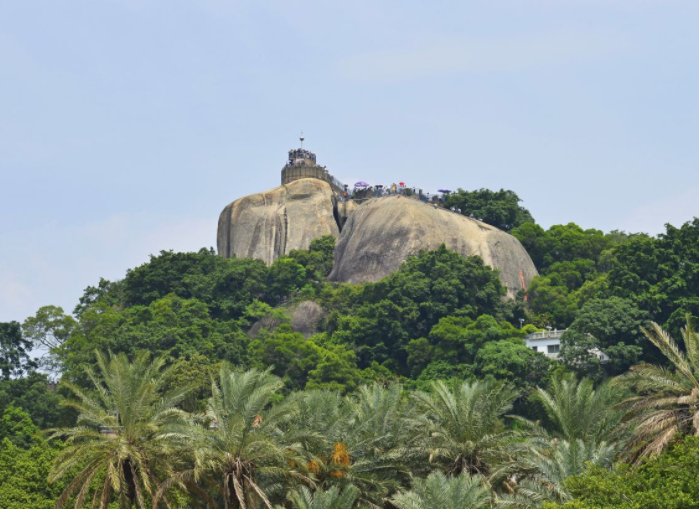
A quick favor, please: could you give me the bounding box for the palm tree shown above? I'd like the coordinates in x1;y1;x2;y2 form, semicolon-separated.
49;351;190;509
282;384;411;505
277;485;363;509
533;375;625;443
389;471;491;509
613;316;699;462
410;380;519;478
170;366;302;509
508;439;615;506
502;376;624;506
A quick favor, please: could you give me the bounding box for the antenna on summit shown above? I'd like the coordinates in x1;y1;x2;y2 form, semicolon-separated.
300;131;305;149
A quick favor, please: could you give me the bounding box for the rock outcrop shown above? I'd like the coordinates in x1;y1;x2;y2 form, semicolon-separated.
335;199;359;229
217;177;538;298
290;300;326;337
328;196;537;297
217;178;340;264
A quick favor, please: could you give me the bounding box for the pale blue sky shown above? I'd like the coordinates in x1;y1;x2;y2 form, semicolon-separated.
1;0;698;322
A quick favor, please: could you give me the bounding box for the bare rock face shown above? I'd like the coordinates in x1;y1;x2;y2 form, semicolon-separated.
247;300;325;338
328;196;538;297
336;199;359;229
217;178;340;264
290;300;326;337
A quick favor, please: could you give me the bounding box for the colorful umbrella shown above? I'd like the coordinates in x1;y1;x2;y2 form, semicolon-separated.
438;188;452;193
354;181;369;187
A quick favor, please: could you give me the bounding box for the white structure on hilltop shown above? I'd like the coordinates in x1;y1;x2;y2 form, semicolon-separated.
524;329;609;363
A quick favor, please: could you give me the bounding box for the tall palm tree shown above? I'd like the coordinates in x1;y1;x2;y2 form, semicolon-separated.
277;485;363;509
410;380;519;478
170;366;303;509
389;471;491;509
533;375;625;443
503;376;624;506
49;350;190;509
613;316;699;462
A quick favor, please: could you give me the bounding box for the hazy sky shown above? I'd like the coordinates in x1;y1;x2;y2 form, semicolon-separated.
1;0;698;323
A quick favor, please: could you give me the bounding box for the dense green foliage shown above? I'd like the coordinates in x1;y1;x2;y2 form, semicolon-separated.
612;318;699;463
27;342;697;509
510;219;699;375
608;218;699;333
19;218;695;393
37;353;633;509
391;471;491;509
512;223;628;328
545;436;699;509
560;297;651;378
0;371;70;429
40;241;537;395
0;437;65;509
49;351;191;509
323;246;509;371
0;405;67;509
445;188;535;232
0;321;35;379
2;189;699;507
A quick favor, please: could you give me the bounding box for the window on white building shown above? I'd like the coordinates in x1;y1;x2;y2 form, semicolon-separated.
547;344;560;354
531;346;538;352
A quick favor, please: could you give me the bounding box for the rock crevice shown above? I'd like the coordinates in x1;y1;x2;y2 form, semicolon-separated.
217;178;340;264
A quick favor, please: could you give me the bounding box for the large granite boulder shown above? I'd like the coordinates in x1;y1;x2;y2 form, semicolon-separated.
217;178;340;264
328;196;538;297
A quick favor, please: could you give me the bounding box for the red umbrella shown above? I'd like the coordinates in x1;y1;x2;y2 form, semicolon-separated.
399;181;405;186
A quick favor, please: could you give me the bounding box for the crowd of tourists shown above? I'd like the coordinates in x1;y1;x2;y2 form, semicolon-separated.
339;182;462;213
287;148;317;164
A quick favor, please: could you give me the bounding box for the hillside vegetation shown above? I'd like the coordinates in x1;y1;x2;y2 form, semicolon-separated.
1;192;699;508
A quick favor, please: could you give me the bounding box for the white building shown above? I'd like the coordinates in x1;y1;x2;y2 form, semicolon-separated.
524;329;609;363
525;330;565;359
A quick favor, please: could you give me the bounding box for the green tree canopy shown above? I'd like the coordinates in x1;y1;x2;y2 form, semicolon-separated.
0;405;39;449
546;436;699;509
512;223;633;327
0;437;66;509
411;380;518;477
474;339;554;390
59;294;248;383
445;188;534;232
22;306;76;351
560;297;651;376
608;218;699;332
120;248;270;319
328;246;506;371
512;223;619;273
0;371;70;429
0;322;35;380
285;235;337;284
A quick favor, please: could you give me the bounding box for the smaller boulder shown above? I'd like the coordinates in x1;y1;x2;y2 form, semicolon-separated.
290;300;326;337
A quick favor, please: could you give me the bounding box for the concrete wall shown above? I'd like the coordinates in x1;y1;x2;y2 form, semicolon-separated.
525;337;561;359
283;165;327;184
